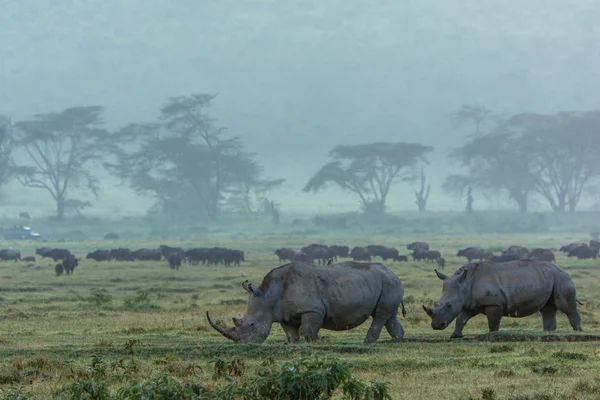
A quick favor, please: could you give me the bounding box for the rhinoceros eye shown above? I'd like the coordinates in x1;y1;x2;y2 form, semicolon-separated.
446;304;452;309
250;322;255;326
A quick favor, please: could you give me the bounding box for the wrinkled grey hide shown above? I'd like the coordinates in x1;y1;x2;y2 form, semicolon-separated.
423;260;583;338
207;261;406;344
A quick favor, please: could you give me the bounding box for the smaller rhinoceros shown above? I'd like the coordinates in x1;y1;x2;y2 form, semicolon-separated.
207;261;406;344
422;260;583;338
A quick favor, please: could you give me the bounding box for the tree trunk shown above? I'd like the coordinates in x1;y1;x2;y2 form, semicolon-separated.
56;197;65;220
511;191;529;213
516;197;528;213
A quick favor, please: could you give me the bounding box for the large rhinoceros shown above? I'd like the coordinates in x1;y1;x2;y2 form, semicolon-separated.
207;261;406;344
422;260;583;338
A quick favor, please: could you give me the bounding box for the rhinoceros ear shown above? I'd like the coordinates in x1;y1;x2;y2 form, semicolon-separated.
242;280;264;297
435;269;448;280
459;269;469;283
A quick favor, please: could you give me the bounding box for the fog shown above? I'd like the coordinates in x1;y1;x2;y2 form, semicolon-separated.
1;0;599;217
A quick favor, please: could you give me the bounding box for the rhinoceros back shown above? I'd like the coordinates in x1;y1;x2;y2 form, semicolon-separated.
467;260;574;317
271;262;404;330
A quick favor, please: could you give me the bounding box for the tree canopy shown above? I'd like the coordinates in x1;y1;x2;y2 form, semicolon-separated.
109;94;283;220
444;106;600;212
0;115;15;192
304;142;433;214
13;106;108;220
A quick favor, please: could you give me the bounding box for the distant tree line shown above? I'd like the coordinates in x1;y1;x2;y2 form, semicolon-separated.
0;94;283;221
0;100;598;219
443;105;600;213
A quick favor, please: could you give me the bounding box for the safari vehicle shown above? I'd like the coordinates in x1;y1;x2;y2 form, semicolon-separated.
3;226;41;240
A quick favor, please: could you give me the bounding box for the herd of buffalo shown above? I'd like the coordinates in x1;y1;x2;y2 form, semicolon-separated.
273;240;600;268
0;245;246;274
0;240;597;275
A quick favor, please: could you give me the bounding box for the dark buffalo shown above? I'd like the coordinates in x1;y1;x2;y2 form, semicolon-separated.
307;247;329;265
503;246;529;258
291;251;310;263
206;247;228;264
185;248;210;265
22;256;35;262
301;244;329;265
40;248;72;262
111;248;133;261
328;245;350;260
62;255;79;275
86;250;112;262
274;248;296;263
559;243;586;253
411;250;428;261
568;245;598;260
394;255;408;262
0;249;21;261
350;246;371;261
367;245;400;262
36;247;52;257
407;242;430;253
132;248;162;261
223;249;245;266
54;263;64;276
426;250;442;263
168;253;182;270
160;245;184;260
456;247;485;262
527;248;555;262
590;240;600;249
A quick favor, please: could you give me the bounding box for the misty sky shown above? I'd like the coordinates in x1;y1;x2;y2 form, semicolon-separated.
1;1;599;217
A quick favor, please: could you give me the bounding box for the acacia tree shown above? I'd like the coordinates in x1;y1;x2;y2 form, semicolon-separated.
450;104;495;137
13;106;107;220
303;142;433;215
0;115;15;191
508;111;600;212
109;94;283;220
414;166;431;212
443;123;547;213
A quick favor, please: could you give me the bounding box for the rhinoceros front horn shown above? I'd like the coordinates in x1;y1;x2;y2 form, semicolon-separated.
435;269;448;280
206;311;239;342
422;305;433;316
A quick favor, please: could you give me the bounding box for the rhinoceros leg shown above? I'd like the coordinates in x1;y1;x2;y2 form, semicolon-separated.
553;283;583;331
280;322;300;344
450;311;474;338
364;317;387;344
300;312;324;342
484;306;503;332
384;316;404;342
540;305;557;331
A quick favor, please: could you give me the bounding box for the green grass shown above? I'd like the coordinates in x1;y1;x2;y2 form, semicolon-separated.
1;232;600;399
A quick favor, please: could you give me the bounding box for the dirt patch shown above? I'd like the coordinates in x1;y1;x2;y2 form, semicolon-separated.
402;333;600;343
477;333;600;342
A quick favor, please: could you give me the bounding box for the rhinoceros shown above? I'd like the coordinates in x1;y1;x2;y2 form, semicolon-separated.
207;261;406;344
422;260;583;338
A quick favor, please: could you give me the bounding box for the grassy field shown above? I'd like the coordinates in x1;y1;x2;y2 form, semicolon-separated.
1;233;600;399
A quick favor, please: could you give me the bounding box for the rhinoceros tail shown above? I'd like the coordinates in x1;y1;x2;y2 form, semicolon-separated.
401;301;407;318
577;299;584;306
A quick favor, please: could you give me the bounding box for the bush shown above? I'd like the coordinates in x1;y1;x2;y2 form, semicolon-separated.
62;353;390;400
214;355;392;400
117;375;203;400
